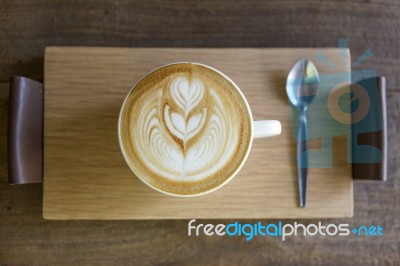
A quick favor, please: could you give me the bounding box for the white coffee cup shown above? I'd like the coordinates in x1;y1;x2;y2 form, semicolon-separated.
118;62;281;197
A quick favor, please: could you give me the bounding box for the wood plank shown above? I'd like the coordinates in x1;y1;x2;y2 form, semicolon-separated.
43;47;352;219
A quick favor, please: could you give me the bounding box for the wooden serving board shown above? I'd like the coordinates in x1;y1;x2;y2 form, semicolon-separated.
43;47;352;219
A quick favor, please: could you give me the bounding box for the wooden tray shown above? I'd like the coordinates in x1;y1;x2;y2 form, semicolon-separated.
43;47;352;219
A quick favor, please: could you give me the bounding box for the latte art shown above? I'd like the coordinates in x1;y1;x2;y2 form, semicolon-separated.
141;76;237;181
163;76;207;150
119;63;252;195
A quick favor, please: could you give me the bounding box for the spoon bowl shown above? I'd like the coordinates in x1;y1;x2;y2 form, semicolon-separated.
286;58;320;110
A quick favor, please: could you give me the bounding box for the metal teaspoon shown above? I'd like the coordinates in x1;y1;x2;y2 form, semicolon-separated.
286;58;320;208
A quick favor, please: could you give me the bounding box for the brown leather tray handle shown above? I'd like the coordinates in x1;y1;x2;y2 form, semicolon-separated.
8;76;43;184
352;77;387;181
6;76;387;184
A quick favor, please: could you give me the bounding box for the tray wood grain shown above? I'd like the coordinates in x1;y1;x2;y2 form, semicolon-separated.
43;47;352;219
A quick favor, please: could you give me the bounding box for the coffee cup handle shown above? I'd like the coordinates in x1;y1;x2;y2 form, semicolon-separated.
253;120;282;139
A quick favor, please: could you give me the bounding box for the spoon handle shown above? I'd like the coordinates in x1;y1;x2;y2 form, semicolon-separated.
297;110;308;208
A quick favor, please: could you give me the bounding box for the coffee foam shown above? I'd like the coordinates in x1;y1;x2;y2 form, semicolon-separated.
119;63;252;195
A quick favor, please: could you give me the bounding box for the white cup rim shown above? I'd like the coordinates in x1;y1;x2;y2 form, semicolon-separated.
118;62;254;197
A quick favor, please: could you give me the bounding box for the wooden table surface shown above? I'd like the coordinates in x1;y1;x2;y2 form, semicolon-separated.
0;0;399;265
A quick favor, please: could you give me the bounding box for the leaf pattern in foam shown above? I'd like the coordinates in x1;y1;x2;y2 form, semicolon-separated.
164;76;207;145
170;76;204;114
